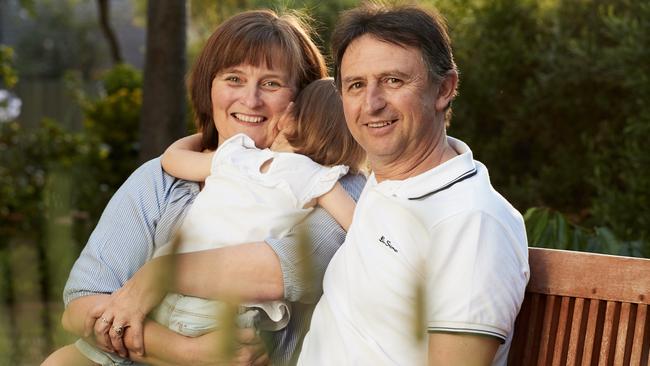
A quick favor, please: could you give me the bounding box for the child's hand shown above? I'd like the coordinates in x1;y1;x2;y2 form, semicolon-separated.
270;102;296;152
277;102;295;132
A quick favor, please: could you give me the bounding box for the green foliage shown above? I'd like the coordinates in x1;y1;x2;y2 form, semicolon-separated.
586;1;650;243
435;0;650;247
0;46;86;241
14;0;108;78
0;46;18;88
0;63;142;242
0;120;88;239
524;207;647;258
186;0;357;63
74;64;143;218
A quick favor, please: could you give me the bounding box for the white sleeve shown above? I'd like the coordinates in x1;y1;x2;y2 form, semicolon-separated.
298;164;349;207
210;133;250;174
425;211;529;342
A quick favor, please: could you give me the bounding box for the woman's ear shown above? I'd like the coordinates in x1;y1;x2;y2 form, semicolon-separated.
435;70;458;112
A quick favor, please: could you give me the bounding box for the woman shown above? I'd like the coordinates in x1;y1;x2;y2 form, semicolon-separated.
56;10;365;365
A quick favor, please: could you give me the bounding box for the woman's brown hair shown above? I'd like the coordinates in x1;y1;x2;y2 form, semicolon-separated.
286;78;366;173
189;10;328;150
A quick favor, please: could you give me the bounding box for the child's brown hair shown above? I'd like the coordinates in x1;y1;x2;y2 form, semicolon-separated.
286;78;366;173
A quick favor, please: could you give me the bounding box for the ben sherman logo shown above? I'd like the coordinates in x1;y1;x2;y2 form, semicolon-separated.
379;235;398;253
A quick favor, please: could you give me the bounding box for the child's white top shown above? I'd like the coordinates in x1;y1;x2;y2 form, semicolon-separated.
155;133;349;257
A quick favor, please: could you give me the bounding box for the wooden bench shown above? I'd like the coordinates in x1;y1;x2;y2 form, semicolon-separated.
508;247;650;365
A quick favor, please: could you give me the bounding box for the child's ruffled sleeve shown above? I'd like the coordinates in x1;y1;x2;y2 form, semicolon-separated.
298;163;349;208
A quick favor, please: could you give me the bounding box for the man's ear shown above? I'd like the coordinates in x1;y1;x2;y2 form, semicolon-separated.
435;70;458;111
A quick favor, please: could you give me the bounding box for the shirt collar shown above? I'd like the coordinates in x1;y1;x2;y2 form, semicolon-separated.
368;137;477;200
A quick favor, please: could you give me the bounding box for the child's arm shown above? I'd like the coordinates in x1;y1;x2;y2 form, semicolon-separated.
41;344;96;366
161;133;214;181
317;182;356;231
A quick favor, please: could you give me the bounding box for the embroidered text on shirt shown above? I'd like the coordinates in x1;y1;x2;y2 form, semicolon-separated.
379;235;398;253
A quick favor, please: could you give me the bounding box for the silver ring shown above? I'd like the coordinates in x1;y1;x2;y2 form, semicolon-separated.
101;317;110;324
113;325;124;337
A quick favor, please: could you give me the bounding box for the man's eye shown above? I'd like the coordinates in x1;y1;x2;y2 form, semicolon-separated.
386;77;401;84
349;82;362;90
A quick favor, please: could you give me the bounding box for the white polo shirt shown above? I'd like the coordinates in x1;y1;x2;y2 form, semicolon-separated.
298;137;529;365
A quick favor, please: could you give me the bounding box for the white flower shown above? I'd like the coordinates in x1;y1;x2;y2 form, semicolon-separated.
0;89;22;122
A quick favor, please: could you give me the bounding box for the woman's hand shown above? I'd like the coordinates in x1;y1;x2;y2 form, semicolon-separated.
65;295;115;354
86;282;148;358
84;257;172;358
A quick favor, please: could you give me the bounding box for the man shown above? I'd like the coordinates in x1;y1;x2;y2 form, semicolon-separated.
298;3;529;365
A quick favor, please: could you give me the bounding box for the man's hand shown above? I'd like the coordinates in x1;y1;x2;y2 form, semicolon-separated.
186;328;270;366
124;324;270;366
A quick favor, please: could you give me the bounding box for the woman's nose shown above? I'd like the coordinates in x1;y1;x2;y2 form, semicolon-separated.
241;85;263;109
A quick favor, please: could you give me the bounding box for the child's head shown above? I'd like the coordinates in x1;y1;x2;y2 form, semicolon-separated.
285;78;366;173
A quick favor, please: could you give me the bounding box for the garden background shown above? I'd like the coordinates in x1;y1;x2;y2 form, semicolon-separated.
0;0;648;364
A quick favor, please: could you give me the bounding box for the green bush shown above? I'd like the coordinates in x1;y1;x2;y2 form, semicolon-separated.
586;1;650;243
0;45;18;88
0;63;142;244
74;64;142;220
437;0;649;250
524;207;647;258
0;119;87;240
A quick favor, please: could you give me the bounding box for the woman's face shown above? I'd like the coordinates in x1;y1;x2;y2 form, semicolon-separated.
211;63;296;148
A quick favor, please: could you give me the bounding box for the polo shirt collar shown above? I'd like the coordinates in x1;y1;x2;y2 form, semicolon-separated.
368;137;477;200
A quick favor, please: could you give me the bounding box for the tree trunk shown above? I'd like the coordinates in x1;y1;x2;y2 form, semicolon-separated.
96;0;123;65
139;1;187;162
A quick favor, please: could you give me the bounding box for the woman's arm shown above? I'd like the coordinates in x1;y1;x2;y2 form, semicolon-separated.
316;182;356;231
94;243;284;328
86;173;365;365
90;174;366;339
161;133;213;181
64;290;268;365
173;173;366;303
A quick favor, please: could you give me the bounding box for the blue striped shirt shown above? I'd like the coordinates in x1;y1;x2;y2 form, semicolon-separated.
63;157;366;365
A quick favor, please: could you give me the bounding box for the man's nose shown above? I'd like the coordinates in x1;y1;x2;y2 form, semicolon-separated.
364;83;386;113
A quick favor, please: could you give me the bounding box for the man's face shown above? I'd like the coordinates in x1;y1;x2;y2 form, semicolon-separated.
340;34;446;173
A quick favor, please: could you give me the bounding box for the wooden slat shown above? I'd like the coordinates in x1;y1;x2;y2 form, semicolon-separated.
598;301;618;365
527;248;650;304
509;292;534;365
614;302;632;365
630;304;647;365
511;249;650;366
551;296;571;366
566;298;585;366
522;293;542;365
581;299;600;366
538;295;557;366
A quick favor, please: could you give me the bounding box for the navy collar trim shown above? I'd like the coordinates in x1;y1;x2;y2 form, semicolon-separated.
408;168;478;201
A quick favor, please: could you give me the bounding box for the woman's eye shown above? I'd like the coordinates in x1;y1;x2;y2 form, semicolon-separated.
262;81;282;90
224;76;241;83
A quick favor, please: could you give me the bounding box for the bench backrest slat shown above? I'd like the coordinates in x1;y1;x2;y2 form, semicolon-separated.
630;305;648;365
509;248;650;365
